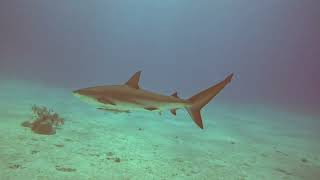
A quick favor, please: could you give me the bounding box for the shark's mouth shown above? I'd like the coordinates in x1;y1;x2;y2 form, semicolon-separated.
73;93;104;107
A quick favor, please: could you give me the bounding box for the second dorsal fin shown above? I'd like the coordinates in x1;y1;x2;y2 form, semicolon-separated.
171;91;179;98
125;71;142;89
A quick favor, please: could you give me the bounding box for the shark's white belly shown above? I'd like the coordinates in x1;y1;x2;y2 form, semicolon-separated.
103;100;187;112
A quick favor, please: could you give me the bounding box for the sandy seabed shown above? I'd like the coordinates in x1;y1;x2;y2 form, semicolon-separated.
0;79;319;180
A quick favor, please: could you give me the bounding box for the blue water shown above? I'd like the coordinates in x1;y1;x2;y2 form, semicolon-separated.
0;1;319;179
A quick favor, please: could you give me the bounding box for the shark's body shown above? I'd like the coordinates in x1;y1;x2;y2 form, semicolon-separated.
74;84;189;112
73;71;233;129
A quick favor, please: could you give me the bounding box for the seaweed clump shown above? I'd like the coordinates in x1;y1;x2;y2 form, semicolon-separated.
22;105;64;135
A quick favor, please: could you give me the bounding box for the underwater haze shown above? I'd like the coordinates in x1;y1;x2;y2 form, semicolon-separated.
0;1;319;179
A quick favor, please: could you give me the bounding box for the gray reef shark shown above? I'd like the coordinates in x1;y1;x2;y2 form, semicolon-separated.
73;71;233;129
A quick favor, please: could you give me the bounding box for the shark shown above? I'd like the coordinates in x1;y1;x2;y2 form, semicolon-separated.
73;71;233;129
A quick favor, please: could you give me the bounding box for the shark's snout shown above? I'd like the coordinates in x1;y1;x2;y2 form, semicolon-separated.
72;88;102;106
72;90;84;98
73;89;86;95
72;90;79;96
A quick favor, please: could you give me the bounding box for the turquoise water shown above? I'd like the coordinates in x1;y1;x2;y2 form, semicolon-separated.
1;1;319;179
1;79;319;180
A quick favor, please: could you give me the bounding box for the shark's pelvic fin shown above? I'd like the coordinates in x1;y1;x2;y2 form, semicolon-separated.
186;73;234;129
170;109;177;116
97;97;116;105
125;71;142;89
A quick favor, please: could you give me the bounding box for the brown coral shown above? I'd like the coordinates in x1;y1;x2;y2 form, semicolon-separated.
22;105;64;135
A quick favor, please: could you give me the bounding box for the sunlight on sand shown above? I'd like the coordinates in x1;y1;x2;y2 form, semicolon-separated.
0;80;319;180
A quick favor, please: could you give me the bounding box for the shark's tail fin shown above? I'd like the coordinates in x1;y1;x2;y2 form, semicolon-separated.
186;73;234;129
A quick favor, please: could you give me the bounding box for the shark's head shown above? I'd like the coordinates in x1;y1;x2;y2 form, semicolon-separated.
73;88;101;105
73;88;87;97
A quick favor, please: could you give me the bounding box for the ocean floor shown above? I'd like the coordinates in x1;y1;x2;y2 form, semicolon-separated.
0;79;319;180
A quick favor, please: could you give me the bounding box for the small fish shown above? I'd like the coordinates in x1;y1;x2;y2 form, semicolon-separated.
73;71;233;129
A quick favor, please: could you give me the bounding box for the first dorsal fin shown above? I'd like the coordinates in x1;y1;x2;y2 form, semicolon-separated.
125;71;141;89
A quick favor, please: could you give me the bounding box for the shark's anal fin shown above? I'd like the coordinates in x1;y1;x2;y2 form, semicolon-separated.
97;97;116;105
170;109;177;116
145;106;158;111
125;71;142;89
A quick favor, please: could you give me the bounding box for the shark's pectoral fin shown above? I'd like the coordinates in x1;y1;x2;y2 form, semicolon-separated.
144;106;158;111
97;107;130;113
125;71;141;89
170;109;177;116
97;107;107;111
97;97;116;105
